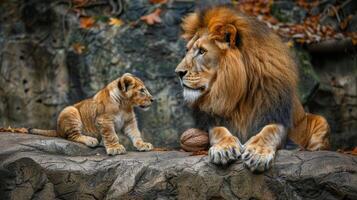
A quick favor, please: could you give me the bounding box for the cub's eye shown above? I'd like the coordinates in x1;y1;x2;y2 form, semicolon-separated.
185;48;189;52
140;88;145;93
198;47;206;55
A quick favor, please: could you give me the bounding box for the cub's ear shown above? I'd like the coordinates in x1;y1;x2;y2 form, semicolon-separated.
209;23;241;49
118;75;134;92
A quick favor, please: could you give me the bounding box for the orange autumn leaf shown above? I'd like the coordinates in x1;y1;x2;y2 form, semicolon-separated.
140;8;162;25
72;43;86;54
149;0;167;4
337;147;357;156
286;40;295;48
108;17;124;27
80;17;95;29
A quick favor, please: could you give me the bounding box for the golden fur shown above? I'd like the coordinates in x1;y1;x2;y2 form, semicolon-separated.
176;6;330;171
29;73;154;155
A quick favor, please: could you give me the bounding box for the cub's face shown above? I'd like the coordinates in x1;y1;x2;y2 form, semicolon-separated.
118;73;154;110
175;33;221;103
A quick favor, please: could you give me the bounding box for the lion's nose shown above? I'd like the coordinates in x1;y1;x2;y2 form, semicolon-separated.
176;71;187;79
150;98;154;102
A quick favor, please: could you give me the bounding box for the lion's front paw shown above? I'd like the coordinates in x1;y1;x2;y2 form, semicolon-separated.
242;137;275;172
106;144;126;155
83;136;99;147
208;136;242;165
135;140;153;151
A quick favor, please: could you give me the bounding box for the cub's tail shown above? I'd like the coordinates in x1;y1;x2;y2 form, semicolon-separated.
28;128;58;137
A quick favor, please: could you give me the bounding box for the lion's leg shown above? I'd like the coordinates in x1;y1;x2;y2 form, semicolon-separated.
242;124;286;172
96;114;126;155
58;106;99;147
123;114;153;151
208;127;242;165
305;113;330;151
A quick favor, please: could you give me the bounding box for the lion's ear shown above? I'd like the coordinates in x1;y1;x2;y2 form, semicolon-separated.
118;75;134;92
181;13;200;41
210;23;241;49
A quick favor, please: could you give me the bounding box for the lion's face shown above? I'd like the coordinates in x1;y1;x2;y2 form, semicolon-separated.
118;73;154;110
175;33;221;103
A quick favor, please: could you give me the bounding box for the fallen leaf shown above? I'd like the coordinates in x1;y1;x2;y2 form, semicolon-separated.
72;42;86;54
149;0;167;4
337;147;357;156
108;17;124;27
80;16;95;29
352;147;357;155
340;15;353;30
140;8;162;25
352;36;357;46
286;40;294;48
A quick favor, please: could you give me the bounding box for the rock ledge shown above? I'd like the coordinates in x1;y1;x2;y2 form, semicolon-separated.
0;133;356;200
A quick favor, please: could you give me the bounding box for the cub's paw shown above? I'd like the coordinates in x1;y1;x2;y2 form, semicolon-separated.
242;136;276;172
106;144;126;155
208;136;242;165
83;136;99;147
135;140;153;151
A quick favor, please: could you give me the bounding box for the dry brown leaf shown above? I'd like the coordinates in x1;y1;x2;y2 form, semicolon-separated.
72;42;86;54
352;147;357;155
140;8;162;25
340;15;353;30
337;147;357;156
350;33;357;45
286;40;294;48
108;17;124;27
80;17;95;29
149;0;167;4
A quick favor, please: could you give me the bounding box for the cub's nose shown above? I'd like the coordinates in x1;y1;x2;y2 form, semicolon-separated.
176;70;187;79
150;98;154;102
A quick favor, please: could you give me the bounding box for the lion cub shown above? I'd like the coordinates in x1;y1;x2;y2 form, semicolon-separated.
29;73;154;155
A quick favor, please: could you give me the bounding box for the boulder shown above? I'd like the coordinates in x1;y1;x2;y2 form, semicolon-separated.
0;132;356;200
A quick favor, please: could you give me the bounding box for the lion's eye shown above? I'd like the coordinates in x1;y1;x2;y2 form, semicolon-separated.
198;47;206;55
140;88;145;93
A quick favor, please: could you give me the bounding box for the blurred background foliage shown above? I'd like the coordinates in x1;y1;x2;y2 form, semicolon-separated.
0;0;356;150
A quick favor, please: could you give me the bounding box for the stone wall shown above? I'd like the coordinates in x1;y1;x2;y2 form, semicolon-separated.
0;0;196;149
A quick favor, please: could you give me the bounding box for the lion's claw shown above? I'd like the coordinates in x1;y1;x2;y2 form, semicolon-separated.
242;141;275;172
208;136;242;165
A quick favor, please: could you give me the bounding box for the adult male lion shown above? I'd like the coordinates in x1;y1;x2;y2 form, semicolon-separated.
175;6;330;172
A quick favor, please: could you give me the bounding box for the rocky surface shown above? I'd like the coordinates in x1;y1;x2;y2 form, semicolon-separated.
0;0;355;150
0;132;356;200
